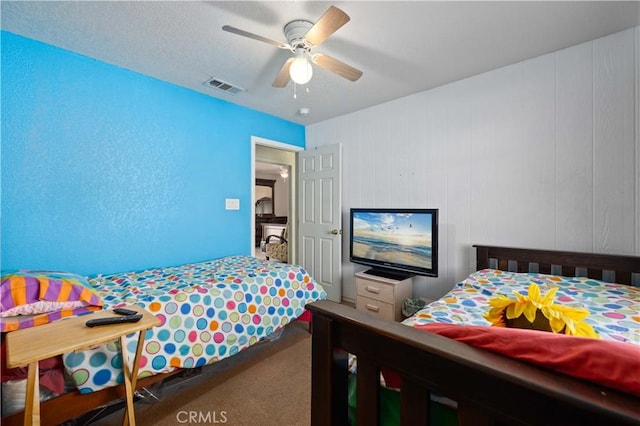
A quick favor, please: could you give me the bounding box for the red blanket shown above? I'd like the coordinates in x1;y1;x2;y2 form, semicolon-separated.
1;338;65;394
413;323;640;397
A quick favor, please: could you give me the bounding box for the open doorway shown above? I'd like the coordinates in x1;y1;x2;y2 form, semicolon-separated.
254;162;289;260
251;137;302;264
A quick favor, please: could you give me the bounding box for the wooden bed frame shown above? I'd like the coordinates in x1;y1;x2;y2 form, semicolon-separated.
306;245;640;426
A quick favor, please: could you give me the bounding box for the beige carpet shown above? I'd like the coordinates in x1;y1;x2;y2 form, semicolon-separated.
91;322;311;426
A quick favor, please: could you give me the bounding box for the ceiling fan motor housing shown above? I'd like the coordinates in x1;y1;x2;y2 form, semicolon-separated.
284;20;313;48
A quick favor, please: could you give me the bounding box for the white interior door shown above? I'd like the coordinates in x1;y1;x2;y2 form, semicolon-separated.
297;144;342;302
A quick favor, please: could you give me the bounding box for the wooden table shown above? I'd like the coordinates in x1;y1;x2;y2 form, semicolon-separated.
6;305;160;426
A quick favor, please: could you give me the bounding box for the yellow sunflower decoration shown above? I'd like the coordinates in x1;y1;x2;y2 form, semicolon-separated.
484;283;599;339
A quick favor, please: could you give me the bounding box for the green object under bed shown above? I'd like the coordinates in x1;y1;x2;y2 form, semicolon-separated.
347;374;457;426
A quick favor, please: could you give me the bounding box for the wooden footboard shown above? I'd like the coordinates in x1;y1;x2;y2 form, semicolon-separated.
307;300;640;425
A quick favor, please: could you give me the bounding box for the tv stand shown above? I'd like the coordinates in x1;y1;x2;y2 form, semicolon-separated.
355;270;414;321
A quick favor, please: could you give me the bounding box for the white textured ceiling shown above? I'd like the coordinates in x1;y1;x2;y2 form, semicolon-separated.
2;1;639;125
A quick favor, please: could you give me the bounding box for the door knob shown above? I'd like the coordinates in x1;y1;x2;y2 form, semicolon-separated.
331;229;342;235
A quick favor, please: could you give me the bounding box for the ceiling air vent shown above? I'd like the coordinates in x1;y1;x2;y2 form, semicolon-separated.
203;77;245;95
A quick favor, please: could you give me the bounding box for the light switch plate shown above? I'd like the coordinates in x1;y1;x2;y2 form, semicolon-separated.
225;198;240;210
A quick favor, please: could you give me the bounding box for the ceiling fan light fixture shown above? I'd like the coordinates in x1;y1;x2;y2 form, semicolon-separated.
289;53;313;85
280;167;289;179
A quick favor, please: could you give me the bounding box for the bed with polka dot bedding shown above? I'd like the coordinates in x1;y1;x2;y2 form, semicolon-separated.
403;269;640;345
62;255;326;393
347;268;639;405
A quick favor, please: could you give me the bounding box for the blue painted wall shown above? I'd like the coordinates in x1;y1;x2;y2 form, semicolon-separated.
1;31;305;275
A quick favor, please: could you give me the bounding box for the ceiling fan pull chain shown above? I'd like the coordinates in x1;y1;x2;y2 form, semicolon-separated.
293;82;297;99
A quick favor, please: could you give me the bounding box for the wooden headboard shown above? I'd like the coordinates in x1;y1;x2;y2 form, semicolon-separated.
475;245;640;285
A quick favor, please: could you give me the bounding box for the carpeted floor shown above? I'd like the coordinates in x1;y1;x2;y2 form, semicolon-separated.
89;321;312;426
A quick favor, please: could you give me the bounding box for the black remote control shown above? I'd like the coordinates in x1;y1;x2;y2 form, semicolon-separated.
86;314;143;327
113;307;138;316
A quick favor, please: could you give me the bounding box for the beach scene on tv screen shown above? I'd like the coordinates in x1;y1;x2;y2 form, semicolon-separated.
352;212;433;268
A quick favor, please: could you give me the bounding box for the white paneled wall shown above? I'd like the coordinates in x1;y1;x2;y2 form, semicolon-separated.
306;27;639;302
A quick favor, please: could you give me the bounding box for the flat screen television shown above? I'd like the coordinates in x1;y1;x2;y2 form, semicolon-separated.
349;208;438;279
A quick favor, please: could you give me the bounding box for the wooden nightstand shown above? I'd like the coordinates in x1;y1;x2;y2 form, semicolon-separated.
6;305;160;426
355;271;413;321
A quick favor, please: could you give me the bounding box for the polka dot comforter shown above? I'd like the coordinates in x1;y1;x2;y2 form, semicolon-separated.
403;269;640;345
62;255;326;393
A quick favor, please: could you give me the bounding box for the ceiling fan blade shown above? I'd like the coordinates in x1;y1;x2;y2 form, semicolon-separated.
273;58;294;88
313;53;363;82
222;25;291;50
303;6;350;46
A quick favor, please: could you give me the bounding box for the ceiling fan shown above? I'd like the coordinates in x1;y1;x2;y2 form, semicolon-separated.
222;5;363;88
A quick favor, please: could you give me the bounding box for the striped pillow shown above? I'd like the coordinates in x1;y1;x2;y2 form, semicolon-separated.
0;271;103;331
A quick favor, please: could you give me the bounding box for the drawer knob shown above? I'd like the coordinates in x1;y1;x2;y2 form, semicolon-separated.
365;286;380;294
365;304;379;312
